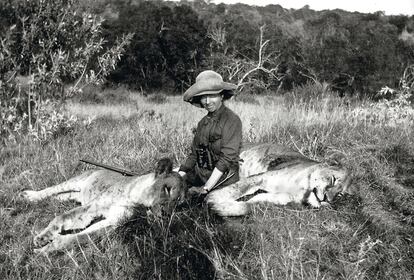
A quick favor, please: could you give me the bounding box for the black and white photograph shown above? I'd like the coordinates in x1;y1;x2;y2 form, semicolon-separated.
1;0;413;279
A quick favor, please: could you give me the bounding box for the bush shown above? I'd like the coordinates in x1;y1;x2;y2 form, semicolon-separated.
105;2;210;91
0;0;131;144
351;65;414;127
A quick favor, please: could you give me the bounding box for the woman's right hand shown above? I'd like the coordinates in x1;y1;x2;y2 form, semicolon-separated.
178;171;186;177
189;187;208;195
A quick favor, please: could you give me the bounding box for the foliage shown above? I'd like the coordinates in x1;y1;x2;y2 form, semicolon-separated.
105;1;209;91
209;24;284;94
26;100;78;143
295;11;408;95
84;1;414;97
0;0;131;144
353;65;414;127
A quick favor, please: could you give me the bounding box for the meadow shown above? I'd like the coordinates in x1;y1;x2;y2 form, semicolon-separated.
0;88;413;279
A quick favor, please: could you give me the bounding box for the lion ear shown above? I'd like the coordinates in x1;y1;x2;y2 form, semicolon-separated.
155;158;173;178
325;151;345;167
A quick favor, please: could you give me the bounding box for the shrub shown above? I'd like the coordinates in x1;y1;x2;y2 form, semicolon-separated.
0;0;131;144
27;100;78;143
352;65;414;127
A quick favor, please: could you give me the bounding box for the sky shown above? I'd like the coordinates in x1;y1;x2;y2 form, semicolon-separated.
211;0;414;16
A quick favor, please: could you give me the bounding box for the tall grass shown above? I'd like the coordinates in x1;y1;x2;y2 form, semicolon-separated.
1;90;413;279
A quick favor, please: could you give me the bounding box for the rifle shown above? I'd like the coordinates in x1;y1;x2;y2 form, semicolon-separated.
189;171;235;195
209;171;235;192
80;159;139;176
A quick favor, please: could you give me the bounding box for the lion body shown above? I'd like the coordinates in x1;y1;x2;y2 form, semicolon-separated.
207;143;351;216
20;160;185;253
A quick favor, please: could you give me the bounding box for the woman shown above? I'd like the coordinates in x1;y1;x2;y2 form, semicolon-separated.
178;70;242;194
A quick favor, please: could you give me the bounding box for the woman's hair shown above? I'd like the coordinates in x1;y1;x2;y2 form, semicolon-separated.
192;91;232;105
191;95;202;105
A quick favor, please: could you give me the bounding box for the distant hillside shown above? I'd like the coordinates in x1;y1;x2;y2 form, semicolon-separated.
3;0;414;95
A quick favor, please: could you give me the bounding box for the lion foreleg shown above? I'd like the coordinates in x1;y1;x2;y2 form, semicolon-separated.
245;193;292;205
34;233;80;254
34;204;128;253
207;178;263;216
34;203;107;248
207;187;246;216
306;192;322;208
34;218;117;254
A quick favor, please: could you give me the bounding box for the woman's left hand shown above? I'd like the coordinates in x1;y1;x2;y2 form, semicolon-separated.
202;185;211;193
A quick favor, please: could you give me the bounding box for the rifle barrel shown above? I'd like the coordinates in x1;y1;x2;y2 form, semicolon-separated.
80;159;138;176
210;172;235;192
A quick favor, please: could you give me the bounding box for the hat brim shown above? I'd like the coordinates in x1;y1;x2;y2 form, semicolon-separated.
189;90;235;107
184;82;237;107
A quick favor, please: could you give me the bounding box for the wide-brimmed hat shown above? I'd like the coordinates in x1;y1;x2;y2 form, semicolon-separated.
183;70;237;107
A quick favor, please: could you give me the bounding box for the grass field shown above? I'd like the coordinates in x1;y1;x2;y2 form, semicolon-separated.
1;89;413;279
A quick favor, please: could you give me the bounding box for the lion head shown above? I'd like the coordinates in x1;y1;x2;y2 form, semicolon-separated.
312;167;352;204
153;158;187;205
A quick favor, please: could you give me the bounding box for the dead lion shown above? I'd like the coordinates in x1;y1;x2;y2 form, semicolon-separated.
20;158;186;253
206;143;352;216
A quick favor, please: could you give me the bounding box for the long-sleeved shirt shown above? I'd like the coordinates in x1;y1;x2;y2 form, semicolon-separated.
179;104;242;182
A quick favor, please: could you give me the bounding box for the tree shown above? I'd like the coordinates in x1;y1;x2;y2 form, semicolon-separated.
0;0;131;143
159;5;210;91
104;2;166;89
345;17;405;95
105;2;209;91
298;11;408;95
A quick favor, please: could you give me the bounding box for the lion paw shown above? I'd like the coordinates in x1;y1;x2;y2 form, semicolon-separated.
320;201;332;208
19;190;41;202
34;231;54;249
34;234;75;253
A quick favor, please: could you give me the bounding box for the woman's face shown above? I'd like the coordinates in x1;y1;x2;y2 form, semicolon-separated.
200;94;223;113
